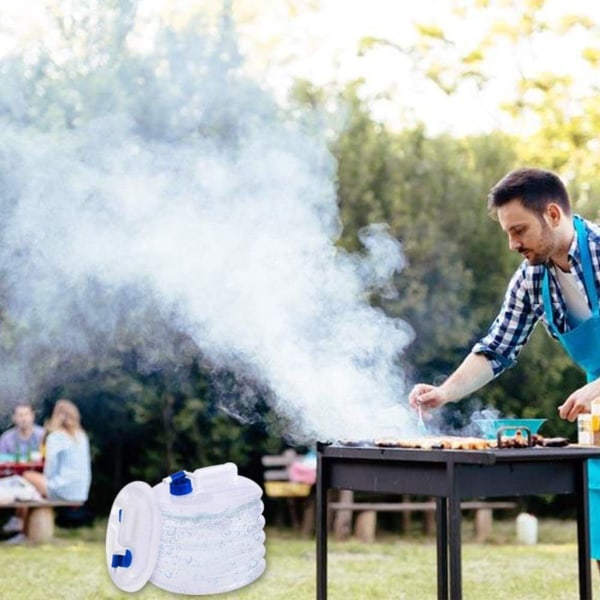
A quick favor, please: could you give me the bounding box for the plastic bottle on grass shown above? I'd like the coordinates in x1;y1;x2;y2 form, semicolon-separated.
516;512;538;545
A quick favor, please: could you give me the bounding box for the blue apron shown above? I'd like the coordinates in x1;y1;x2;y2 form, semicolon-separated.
542;215;600;558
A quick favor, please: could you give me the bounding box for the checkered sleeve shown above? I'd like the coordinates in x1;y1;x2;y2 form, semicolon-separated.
472;265;540;376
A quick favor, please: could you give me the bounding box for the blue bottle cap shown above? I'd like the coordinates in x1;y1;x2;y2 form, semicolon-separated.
168;470;193;496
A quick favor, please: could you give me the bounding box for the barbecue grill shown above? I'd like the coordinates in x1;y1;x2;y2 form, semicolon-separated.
316;441;600;599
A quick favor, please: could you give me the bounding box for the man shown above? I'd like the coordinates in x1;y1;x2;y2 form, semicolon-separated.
409;167;600;567
0;402;45;460
0;402;45;536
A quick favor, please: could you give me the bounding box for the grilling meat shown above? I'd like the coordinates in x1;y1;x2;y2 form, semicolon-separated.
498;429;532;448
374;436;493;450
536;436;569;447
498;430;567;448
371;432;570;450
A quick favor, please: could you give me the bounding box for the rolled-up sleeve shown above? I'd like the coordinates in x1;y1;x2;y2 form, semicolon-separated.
472;266;539;377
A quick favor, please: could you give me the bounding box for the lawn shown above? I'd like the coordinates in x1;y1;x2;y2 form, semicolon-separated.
0;519;598;599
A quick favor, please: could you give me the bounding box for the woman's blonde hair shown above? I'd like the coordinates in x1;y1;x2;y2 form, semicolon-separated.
47;399;83;436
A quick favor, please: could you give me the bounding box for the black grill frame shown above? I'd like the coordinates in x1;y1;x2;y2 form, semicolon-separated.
316;442;600;599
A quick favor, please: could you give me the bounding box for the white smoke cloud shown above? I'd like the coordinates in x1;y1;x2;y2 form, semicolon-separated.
0;4;415;440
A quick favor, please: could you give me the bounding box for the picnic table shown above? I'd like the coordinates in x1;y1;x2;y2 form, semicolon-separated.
0;460;44;477
262;449;316;535
0;458;71;543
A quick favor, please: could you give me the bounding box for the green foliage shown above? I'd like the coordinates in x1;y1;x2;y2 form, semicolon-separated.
336;0;600;435
327;82;600;441
331;87;520;383
46;358;280;513
4;1;600;521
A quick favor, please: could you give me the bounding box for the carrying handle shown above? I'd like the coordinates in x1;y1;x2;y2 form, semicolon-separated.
496;426;532;447
192;462;238;487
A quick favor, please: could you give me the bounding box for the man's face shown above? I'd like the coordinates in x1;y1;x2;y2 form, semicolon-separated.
13;406;35;432
496;199;556;265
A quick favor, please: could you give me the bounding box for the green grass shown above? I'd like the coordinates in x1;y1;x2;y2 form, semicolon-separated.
0;519;598;599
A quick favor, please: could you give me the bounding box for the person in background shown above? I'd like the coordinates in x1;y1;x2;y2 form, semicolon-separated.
0;402;45;461
5;399;92;543
0;402;45;536
23;399;91;503
408;167;600;573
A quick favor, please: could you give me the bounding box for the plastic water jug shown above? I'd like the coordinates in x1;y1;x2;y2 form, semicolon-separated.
516;512;538;545
106;462;266;594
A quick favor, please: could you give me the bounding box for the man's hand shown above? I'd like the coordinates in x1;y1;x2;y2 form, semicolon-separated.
408;384;450;412
408;353;494;415
558;379;600;422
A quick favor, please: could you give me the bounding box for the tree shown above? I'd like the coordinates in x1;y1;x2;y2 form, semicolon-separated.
0;2;290;514
47;356;280;513
356;0;600;193
329;85;516;375
325;83;586;443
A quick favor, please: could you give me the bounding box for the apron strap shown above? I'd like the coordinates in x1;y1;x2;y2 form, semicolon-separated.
542;268;560;337
574;215;600;316
542;215;599;332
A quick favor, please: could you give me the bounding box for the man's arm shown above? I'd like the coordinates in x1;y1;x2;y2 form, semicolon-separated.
408;265;537;413
558;377;600;422
408;352;495;412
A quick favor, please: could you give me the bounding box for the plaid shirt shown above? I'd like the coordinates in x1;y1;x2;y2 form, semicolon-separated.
472;216;600;376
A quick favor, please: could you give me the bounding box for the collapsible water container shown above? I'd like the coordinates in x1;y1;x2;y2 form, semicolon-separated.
106;463;266;595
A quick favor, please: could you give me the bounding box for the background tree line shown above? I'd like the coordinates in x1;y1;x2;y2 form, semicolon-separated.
1;0;600;520
12;81;598;516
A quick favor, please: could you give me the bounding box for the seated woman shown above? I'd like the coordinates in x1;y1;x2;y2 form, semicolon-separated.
23;398;91;503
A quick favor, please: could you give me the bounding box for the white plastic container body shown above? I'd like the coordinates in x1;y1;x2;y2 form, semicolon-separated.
516;512;538;545
149;463;266;595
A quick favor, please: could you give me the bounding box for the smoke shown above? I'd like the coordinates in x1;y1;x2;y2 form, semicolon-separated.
0;3;415;440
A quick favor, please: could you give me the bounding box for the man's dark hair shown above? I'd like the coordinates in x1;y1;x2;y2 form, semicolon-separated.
487;168;571;217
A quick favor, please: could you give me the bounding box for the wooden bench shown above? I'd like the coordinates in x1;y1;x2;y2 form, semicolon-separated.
1;500;82;543
262;449;315;536
329;490;517;543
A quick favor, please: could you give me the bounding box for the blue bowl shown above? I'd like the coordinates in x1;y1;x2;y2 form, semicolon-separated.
474;418;547;440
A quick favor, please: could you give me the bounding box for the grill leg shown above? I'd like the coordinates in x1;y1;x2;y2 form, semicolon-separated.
316;454;328;600
576;460;592;599
436;497;448;600
448;493;462;599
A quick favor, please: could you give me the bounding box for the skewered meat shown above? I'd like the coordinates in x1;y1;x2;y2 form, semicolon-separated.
498;429;531;448
373;436;494;450
367;432;570;450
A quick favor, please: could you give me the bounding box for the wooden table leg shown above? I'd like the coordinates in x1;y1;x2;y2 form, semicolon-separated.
25;506;54;543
